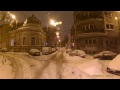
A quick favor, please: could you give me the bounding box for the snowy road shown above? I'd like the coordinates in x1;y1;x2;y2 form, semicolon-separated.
0;49;65;79
0;48;120;79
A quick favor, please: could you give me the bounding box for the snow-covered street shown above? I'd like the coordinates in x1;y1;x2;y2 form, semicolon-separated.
0;48;120;79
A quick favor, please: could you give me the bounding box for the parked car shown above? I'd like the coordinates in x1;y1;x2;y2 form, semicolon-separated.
93;51;117;60
66;48;72;53
107;54;120;75
1;47;7;52
69;50;86;58
42;47;52;55
29;49;40;56
52;48;56;53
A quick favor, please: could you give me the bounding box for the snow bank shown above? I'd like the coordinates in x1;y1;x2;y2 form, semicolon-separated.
62;64;92;79
40;62;57;79
0;55;14;79
108;54;120;70
78;59;104;76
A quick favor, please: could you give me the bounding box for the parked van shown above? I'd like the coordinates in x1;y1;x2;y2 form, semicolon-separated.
52;48;56;53
42;47;52;55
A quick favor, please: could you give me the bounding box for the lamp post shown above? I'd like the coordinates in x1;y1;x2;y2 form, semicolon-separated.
49;19;62;47
10;14;17;52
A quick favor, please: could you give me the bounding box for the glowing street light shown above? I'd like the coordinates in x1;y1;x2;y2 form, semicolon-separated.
50;19;56;26
50;19;62;27
57;35;59;38
59;39;61;42
56;32;59;35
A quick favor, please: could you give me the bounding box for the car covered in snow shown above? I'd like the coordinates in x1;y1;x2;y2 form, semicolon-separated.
1;47;7;52
69;50;86;58
51;48;56;53
66;48;72;53
107;54;120;75
42;47;52;55
93;51;117;60
29;49;40;56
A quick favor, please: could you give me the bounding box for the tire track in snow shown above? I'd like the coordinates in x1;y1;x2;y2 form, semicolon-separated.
56;50;64;79
33;51;60;79
0;53;23;79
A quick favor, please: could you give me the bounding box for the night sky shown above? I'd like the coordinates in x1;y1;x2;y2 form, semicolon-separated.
11;11;74;40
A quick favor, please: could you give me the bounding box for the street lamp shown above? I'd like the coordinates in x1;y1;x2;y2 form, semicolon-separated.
50;19;62;26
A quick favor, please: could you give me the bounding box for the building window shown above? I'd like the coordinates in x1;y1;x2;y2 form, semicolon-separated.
106;40;108;44
89;39;92;44
23;37;26;45
31;37;35;45
85;39;96;44
104;12;112;16
93;39;96;44
89;25;94;29
11;39;14;46
85;40;88;44
106;24;114;30
114;40;117;45
111;40;113;44
86;25;89;30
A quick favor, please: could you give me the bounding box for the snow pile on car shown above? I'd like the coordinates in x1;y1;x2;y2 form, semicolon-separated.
62;64;92;79
29;49;40;52
107;54;120;71
78;59;104;76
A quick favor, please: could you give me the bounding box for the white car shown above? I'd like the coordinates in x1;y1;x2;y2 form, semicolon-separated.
29;49;40;56
1;47;7;52
42;47;52;55
94;51;117;60
69;50;86;58
52;48;56;53
107;54;120;75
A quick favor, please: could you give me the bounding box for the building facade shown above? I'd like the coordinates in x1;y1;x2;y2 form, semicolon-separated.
71;11;120;54
0;15;46;52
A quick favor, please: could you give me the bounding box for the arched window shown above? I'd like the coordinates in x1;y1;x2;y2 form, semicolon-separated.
31;37;35;45
23;37;26;45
